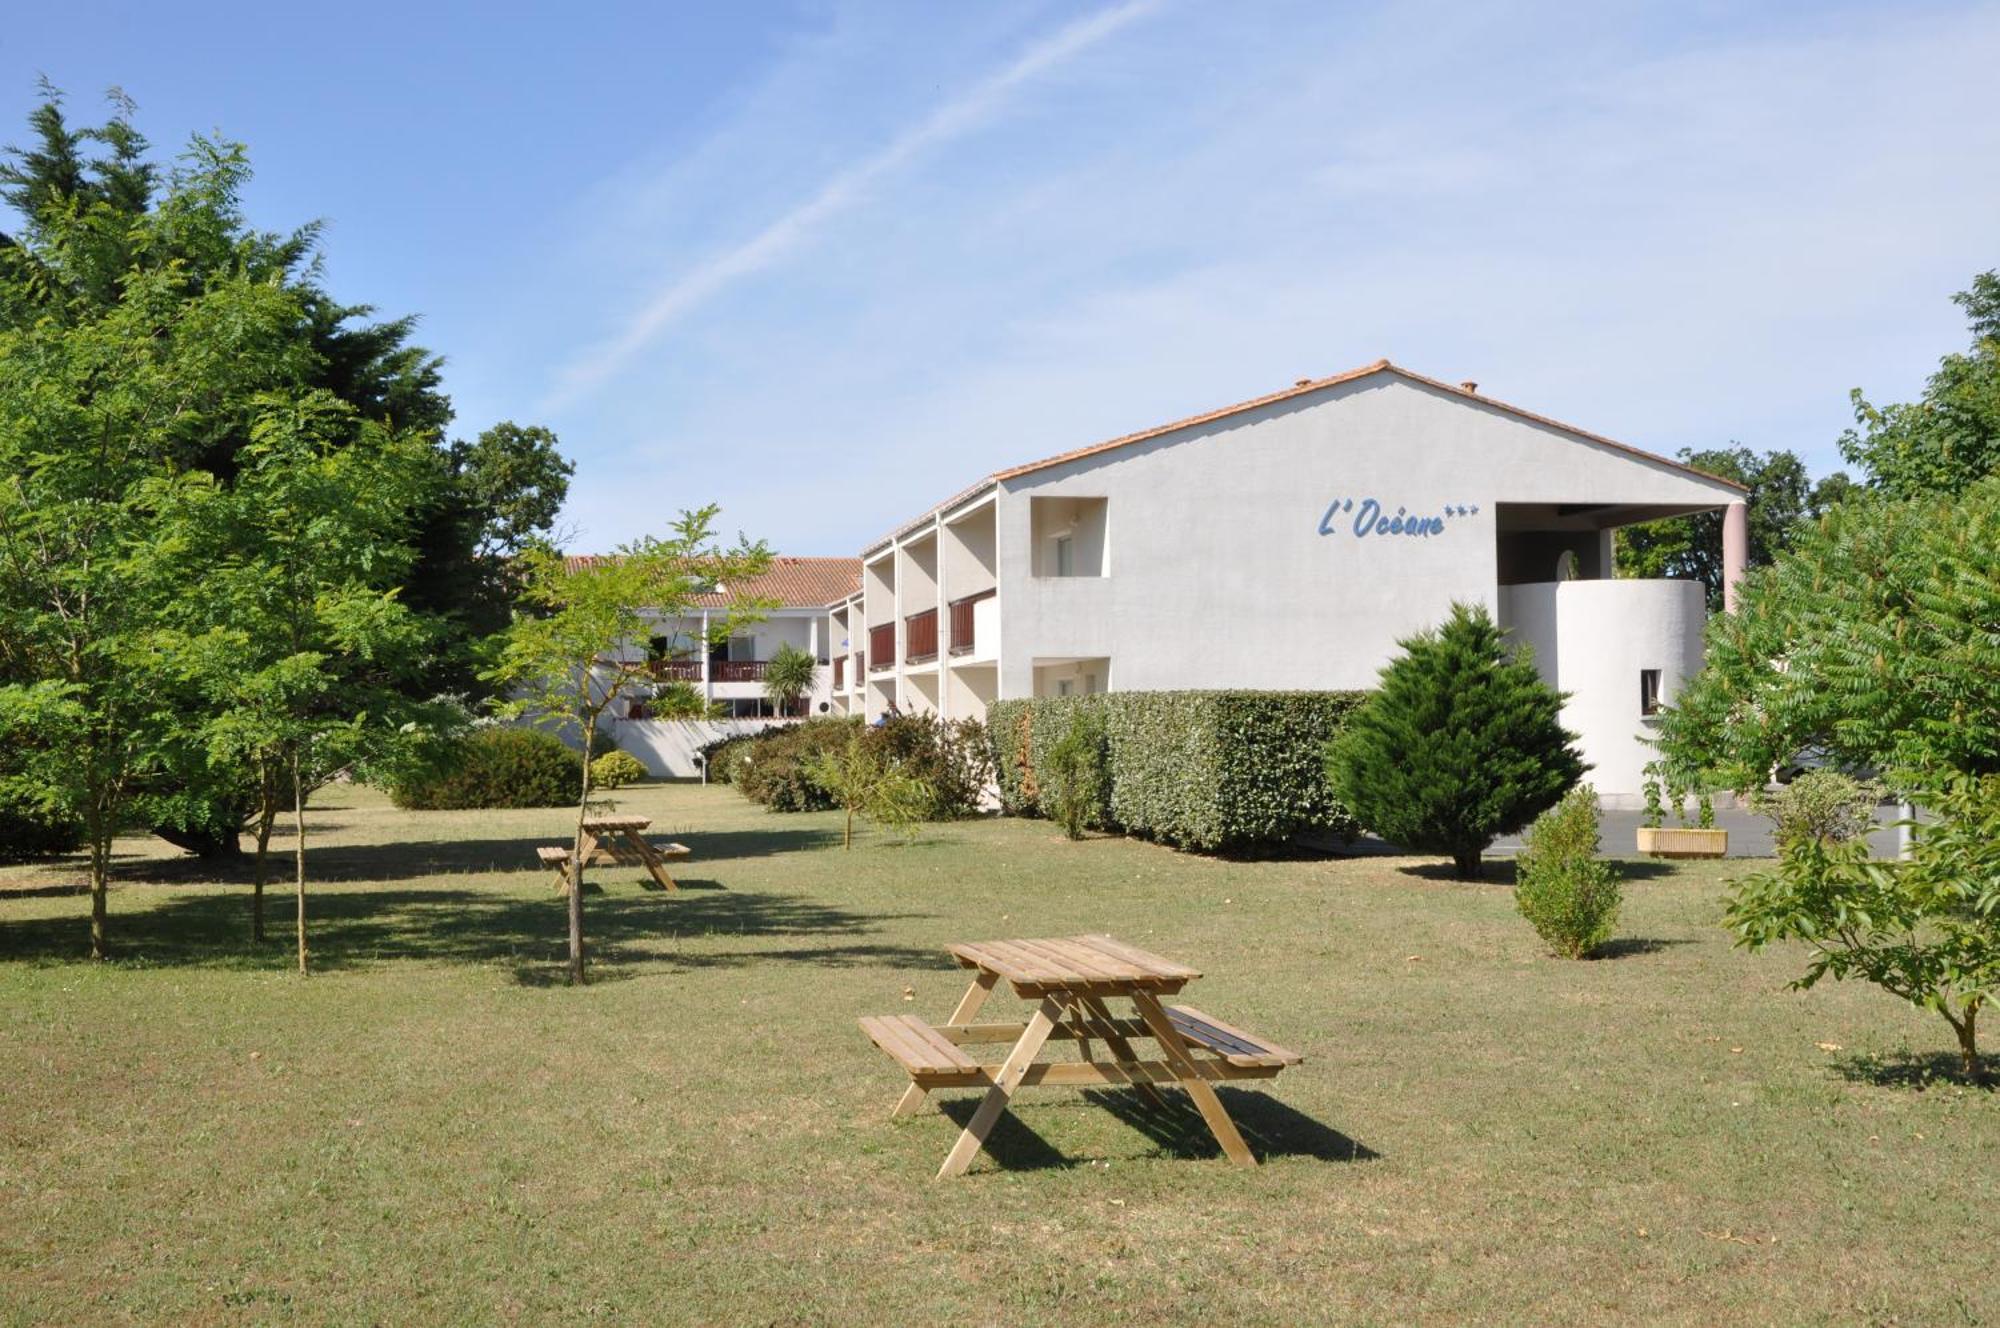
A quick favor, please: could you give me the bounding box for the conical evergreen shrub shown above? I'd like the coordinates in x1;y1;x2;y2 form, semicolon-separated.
1325;602;1586;878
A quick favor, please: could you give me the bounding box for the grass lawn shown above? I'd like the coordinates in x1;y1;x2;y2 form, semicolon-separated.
1;782;1993;1326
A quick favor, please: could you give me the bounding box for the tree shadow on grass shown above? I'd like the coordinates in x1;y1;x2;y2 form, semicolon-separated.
933;1087;1375;1172
1396;858;1680;885
56;824;847;889
1397;860;1519;885
1587;937;1697;960
0;884;945;984
1831;1049;1995;1092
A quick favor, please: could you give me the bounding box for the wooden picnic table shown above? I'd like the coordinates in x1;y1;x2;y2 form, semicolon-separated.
537;816;688;892
860;934;1301;1179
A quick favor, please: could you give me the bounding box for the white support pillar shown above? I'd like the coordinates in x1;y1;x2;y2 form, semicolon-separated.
1721;501;1749;613
699;609;712;703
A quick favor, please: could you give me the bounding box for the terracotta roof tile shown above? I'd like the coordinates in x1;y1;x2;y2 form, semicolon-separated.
861;359;1746;554
559;555;860;609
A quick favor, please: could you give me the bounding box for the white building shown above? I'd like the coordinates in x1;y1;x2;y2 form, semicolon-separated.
817;360;1747;800
596;557;861;777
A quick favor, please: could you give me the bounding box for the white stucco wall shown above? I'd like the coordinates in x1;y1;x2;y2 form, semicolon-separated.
992;374;1734;700
1500;578;1707;801
606;717;792;779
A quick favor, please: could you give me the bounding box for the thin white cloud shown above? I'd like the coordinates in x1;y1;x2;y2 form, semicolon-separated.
545;0;1160;409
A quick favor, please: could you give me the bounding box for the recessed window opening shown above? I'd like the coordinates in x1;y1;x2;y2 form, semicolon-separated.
1640;668;1663;716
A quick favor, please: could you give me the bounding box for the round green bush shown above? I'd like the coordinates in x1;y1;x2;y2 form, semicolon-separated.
0;797;84;862
389;727;578;810
590;750;649;790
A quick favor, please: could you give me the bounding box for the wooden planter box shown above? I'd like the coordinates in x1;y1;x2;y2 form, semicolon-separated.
1637;826;1728;859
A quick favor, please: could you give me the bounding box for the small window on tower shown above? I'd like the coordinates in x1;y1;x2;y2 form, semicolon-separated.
1639;668;1663;716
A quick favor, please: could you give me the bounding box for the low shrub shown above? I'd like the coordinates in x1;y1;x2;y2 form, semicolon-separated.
0;794;84;861
860;711;992;819
389;727;577;810
1514;785;1621;959
1044;708;1109;839
735;719;860;812
989;690;1367;852
589;750;648;790
1756;770;1882;847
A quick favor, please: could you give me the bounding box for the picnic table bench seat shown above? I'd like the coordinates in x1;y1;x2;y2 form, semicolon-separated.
859;1014;981;1081
1165;1005;1302;1070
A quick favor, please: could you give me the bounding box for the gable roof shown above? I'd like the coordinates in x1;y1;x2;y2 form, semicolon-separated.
862;359;1746;556
560;554;861;609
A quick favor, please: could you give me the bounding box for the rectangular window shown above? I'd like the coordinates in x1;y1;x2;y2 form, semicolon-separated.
729;635;756;661
1055;535;1074;577
1639;668;1662;716
1083;672;1099;695
1056;678;1074;697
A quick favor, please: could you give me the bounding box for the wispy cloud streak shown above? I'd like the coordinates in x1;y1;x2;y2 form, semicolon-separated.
547;0;1159;408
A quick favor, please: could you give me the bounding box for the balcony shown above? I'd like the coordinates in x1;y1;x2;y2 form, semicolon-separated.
711;659;767;683
948;589;995;657
647;659;703;682
868;624;895;670
833;656;845;690
905;608;938;664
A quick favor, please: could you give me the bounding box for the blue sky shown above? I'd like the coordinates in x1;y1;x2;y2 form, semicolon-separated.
12;1;2000;554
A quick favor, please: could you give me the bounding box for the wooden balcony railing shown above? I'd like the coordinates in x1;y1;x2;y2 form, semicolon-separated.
948;589;995;656
833;656;845;690
868;624;895;669
711;659;766;683
905;608;938;664
647;659;703;682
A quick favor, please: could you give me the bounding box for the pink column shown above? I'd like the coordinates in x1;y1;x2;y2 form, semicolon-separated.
1721;501;1749;613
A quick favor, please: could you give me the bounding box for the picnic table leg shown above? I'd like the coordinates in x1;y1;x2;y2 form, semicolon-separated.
1079;994;1170;1108
629;833;679;891
1130;991;1258;1168
893;970;997;1118
935;996;1063;1180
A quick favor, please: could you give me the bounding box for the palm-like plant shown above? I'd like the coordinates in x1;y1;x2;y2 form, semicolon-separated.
762;643;819;717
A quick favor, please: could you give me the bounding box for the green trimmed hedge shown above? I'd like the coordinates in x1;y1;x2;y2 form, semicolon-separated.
989;690;1368;852
389;727;577;810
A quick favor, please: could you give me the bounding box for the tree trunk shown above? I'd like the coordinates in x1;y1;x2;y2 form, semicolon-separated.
844;804;854;850
88;823;110;961
569;717;593;986
1453;847;1484;880
1956;1007;1982;1082
292;742;308;976
252;805;275;944
252;761;276;944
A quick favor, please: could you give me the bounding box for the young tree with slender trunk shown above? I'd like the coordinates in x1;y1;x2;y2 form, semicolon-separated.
489;512;770;984
172;392;439;968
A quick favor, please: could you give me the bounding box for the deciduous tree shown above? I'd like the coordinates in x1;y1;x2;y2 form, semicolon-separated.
489;514;770;983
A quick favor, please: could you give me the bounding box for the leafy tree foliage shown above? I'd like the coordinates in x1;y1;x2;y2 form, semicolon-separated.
161;392;443;966
1326;603;1585;879
0;84;571;862
0;137;311;956
1655;478;2000;792
1726;777;1999;1081
1615;445;1852;609
488;513;771;984
1842;271;2000;500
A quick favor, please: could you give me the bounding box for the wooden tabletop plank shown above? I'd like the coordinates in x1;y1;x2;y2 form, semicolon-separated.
1077;933;1203;981
580;816;652;832
946;935;1200;989
1021;937;1139;983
